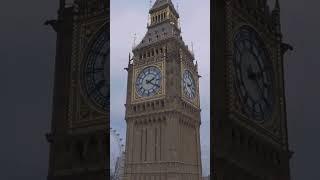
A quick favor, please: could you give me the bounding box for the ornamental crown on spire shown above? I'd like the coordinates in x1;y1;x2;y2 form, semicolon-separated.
133;0;194;61
149;0;179;18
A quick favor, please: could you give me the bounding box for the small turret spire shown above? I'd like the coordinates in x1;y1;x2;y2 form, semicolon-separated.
275;0;280;10
272;0;281;36
149;0;178;16
176;2;181;29
125;53;131;71
132;33;137;49
191;42;194;55
59;0;65;9
151;0;173;9
176;2;179;14
149;0;153;8
128;53;131;65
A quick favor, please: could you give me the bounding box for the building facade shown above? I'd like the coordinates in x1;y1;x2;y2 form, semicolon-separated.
123;0;202;180
46;0;108;179
213;0;293;179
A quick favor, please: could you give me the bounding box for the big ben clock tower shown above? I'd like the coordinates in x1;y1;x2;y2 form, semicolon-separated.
46;0;108;179
123;0;202;180
213;0;293;179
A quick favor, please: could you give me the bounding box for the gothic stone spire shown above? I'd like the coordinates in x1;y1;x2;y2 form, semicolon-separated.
134;0;184;51
151;0;173;10
275;0;280;10
149;0;179;18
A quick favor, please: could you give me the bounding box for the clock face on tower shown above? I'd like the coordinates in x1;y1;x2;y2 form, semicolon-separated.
233;26;274;122
135;66;162;97
82;28;109;111
183;70;196;99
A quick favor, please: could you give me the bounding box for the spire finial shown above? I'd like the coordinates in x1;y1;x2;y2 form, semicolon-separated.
132;33;137;48
128;53;131;65
125;53;131;70
275;0;280;10
149;0;153;9
59;0;66;9
176;2;179;14
191;42;194;55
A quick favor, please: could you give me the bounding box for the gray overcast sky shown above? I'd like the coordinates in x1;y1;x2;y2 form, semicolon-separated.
280;0;320;179
0;0;319;179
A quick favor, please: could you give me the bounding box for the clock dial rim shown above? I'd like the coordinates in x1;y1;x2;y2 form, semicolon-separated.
233;26;275;122
81;26;109;112
183;70;196;100
135;66;162;97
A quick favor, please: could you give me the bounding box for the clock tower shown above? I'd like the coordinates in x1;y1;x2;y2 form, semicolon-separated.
123;0;202;180
46;0;108;179
213;0;293;179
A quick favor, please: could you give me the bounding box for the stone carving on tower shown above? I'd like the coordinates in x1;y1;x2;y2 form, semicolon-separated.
46;0;109;179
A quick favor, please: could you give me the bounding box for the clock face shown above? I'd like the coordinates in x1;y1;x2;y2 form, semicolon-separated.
233;26;274;121
82;28;109;111
135;66;162;97
183;70;196;99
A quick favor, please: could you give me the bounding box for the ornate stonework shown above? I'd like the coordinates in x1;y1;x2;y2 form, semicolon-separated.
47;1;108;179
213;0;292;179
123;1;202;180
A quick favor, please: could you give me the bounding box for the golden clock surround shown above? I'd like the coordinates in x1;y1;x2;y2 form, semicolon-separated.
131;61;166;103
180;62;200;108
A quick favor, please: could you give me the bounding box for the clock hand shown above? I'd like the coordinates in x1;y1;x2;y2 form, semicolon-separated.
248;65;265;81
254;77;272;109
146;77;155;84
89;79;105;95
149;81;160;88
263;96;271;108
256;71;264;79
253;76;265;98
247;65;256;80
